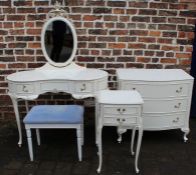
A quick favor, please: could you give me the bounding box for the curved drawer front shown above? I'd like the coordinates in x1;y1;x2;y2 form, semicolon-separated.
121;82;190;98
9;83;35;95
40;81;70;93
143;98;188;114
103;105;139;115
143;113;185;130
103;117;137;126
75;82;92;93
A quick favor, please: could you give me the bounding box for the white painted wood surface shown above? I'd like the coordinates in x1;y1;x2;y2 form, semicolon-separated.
117;69;194;142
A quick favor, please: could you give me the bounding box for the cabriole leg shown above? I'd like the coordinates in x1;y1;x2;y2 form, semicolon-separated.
97;127;103;173
135;127;143;174
130;128;136;155
10;96;22;147
182;128;190;142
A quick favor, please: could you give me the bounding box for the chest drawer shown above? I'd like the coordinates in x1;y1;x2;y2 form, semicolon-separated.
121;82;190;98
143;98;188;114
16;83;35;94
143;113;185;130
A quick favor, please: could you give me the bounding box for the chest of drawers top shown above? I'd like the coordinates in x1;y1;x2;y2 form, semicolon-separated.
117;69;193;82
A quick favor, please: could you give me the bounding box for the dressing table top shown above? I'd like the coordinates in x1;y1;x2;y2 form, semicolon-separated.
7;63;108;82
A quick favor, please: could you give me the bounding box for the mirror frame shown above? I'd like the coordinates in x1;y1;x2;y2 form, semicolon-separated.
41;16;77;67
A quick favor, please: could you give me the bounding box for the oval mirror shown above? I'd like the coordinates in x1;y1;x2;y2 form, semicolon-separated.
41;16;77;67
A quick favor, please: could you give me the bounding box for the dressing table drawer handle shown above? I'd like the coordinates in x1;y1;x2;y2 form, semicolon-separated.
22;85;29;92
173;117;179;123
176;87;182;93
174;103;181;109
80;84;86;91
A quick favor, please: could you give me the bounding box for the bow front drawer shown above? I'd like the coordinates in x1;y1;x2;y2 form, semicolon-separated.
15;83;35;94
121;82;190;99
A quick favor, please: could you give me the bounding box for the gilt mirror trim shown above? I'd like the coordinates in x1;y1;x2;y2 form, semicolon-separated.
41;16;77;67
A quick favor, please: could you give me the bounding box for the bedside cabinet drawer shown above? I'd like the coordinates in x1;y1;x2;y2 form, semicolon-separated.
103;105;139;115
103;117;137;126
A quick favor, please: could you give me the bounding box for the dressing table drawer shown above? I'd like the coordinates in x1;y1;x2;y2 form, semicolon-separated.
75;82;92;93
16;83;35;94
40;82;69;92
121;82;189;98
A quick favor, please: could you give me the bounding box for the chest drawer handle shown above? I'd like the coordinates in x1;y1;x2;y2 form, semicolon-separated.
176;87;182;93
132;88;136;90
117;108;121;112
122;119;126;122
174;103;181;109
173;117;179;123
22;85;29;92
80;84;86;91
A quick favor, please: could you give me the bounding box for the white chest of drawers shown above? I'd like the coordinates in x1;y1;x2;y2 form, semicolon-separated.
117;69;194;142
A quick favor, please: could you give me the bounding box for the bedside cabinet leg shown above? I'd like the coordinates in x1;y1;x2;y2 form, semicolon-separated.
130;128;136;155
135;127;143;174
97;128;103;173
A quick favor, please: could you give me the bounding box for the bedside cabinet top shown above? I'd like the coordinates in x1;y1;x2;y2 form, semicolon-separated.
97;90;143;105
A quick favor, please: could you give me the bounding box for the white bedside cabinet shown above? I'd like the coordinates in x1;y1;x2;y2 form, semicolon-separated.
117;69;194;142
96;90;144;173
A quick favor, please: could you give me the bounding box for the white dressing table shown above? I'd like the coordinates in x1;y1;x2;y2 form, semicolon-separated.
7;10;108;146
7;63;108;146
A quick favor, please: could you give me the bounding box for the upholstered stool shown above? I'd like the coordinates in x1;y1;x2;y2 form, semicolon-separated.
23;105;84;161
96;90;143;173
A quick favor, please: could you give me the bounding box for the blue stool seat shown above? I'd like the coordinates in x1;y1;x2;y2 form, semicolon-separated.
23;105;84;124
23;105;84;162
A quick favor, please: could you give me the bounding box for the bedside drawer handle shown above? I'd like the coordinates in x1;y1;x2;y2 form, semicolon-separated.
80;84;86;91
176;87;183;93
116;118;120;122
117;108;126;114
174;103;181;109
116;118;126;122
173;117;179;123
22;85;29;92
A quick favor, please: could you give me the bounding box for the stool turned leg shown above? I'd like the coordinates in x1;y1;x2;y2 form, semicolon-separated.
130;128;136;155
36;129;41;146
76;127;82;161
135;127;143;174
97;127;103;173
81;123;84;146
26;128;34;161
